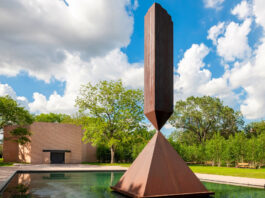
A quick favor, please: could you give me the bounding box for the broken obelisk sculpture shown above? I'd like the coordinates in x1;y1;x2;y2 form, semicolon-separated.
112;3;214;197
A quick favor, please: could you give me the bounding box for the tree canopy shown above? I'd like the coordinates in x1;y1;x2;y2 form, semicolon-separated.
245;120;265;137
169;96;244;144
75;80;146;163
0;96;33;145
34;113;71;123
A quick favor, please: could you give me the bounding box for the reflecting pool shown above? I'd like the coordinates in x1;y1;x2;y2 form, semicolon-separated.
0;171;264;197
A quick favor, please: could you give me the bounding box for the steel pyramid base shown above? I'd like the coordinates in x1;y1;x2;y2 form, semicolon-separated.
111;131;214;198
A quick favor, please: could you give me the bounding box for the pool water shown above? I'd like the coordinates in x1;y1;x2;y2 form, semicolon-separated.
0;171;264;198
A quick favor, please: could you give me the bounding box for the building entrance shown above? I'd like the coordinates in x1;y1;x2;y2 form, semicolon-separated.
50;152;65;164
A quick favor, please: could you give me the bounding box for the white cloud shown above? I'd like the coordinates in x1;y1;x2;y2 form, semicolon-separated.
132;0;139;10
0;0;142;114
207;22;225;45
231;0;252;20
0;82;29;109
164;123;173;130
203;0;225;9
240;83;265;119
253;0;265;29
175;43;211;100
229;61;252;89
0;44;163;115
175;0;265;120
229;38;265;119
221;0;265;119
29;91;75;114
175;43;238;106
202;0;265;120
199;71;239;106
0;0;135;83
0;83;17;99
2;0;265;122
28;49;144;114
216;19;252;62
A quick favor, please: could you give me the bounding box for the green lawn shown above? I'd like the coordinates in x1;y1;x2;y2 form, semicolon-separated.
0;158;13;166
82;162;265;179
189;165;265;179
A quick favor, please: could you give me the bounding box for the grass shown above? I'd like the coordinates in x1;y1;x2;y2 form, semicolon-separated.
82;162;265;179
189;165;265;179
0;158;13;166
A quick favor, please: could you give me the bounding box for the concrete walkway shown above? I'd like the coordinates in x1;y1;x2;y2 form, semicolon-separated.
0;164;264;191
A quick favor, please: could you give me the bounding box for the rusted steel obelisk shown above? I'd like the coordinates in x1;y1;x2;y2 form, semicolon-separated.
112;3;214;197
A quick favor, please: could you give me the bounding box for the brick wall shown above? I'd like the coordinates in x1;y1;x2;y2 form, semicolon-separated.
82;141;97;162
3;122;97;164
3;125;19;162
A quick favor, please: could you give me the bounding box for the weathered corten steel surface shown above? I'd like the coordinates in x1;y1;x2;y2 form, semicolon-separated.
111;131;214;197
144;3;173;131
112;3;213;198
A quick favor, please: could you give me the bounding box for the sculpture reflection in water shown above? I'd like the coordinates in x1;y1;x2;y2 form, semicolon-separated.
2;173;31;197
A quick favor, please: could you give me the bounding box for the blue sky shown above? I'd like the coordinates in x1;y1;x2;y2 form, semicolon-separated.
1;0;265;135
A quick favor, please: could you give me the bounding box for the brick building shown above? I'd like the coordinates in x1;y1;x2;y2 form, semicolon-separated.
3;122;97;164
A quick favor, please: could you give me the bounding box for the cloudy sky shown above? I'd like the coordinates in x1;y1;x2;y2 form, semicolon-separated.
1;0;265;133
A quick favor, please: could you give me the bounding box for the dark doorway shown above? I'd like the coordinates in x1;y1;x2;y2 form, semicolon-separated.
50;152;65;164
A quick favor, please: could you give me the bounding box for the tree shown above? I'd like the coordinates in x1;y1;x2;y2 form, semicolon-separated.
222;140;233;167
9;127;32;145
131;129;155;160
245;120;265;138
244;132;265;168
168;131;185;160
167;130;207;163
0;96;33;145
182;144;204;163
229;132;247;164
246;137;259;168
205;132;226;166
169;96;244;144
256;133;265;168
75;80;145;163
34;113;71;123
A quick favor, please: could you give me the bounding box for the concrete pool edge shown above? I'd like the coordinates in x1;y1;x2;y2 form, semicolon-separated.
0;165;264;192
0;170;17;194
196;173;265;189
200;178;265;189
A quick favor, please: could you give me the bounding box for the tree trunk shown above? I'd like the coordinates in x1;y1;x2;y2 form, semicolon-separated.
110;145;115;164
